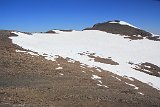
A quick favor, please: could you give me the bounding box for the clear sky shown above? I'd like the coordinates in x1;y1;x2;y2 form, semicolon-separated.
0;0;160;34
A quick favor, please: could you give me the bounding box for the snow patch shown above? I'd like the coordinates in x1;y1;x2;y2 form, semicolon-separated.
67;58;76;63
96;68;102;72
138;92;144;95
111;75;121;81
80;66;86;68
91;75;101;80
97;84;108;88
59;73;64;76
125;82;139;90
82;71;86;73
144;65;151;69
123;76;134;81
44;55;55;61
16;50;39;56
109;21;138;28
98;80;102;84
56;67;63;70
142;69;152;73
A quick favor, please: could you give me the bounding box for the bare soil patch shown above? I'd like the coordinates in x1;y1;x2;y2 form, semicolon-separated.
79;52;119;65
130;62;160;77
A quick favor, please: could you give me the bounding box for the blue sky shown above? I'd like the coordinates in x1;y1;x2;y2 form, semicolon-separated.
0;0;160;34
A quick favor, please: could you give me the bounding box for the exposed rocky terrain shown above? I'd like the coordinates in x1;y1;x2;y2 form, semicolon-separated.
84;20;160;41
46;29;73;34
130;62;160;77
46;30;57;34
0;24;160;107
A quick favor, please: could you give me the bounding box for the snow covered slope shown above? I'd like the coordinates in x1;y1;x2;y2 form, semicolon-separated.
10;30;160;90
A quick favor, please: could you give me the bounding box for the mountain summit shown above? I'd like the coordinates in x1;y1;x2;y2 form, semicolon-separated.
84;20;160;41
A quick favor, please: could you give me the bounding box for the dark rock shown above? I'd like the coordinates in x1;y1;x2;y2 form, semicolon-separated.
84;21;160;41
10;33;18;36
46;30;56;34
59;30;73;32
21;32;32;35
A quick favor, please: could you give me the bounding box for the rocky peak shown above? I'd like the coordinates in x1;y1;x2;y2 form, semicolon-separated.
84;20;160;41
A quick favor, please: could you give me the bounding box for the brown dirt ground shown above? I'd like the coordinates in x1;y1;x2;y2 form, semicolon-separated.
78;52;119;65
0;30;160;107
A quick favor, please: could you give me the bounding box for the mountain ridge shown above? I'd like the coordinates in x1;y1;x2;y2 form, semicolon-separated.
1;20;160;41
84;20;160;41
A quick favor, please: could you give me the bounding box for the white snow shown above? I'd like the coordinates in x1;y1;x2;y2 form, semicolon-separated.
142;69;152;73
91;75;101;80
82;71;86;73
16;50;39;56
16;50;26;53
80;66;86;68
109;21;137;28
97;84;108;88
67;58;76;63
98;80;102;84
111;75;121;81
56;67;63;70
138;92;144;95
96;68;102;72
144;65;151;69
44;55;55;61
125;82;139;90
10;30;160;90
59;73;64;76
123;76;134;81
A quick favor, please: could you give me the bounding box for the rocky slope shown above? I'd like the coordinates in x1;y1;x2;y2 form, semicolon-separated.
84;20;160;41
